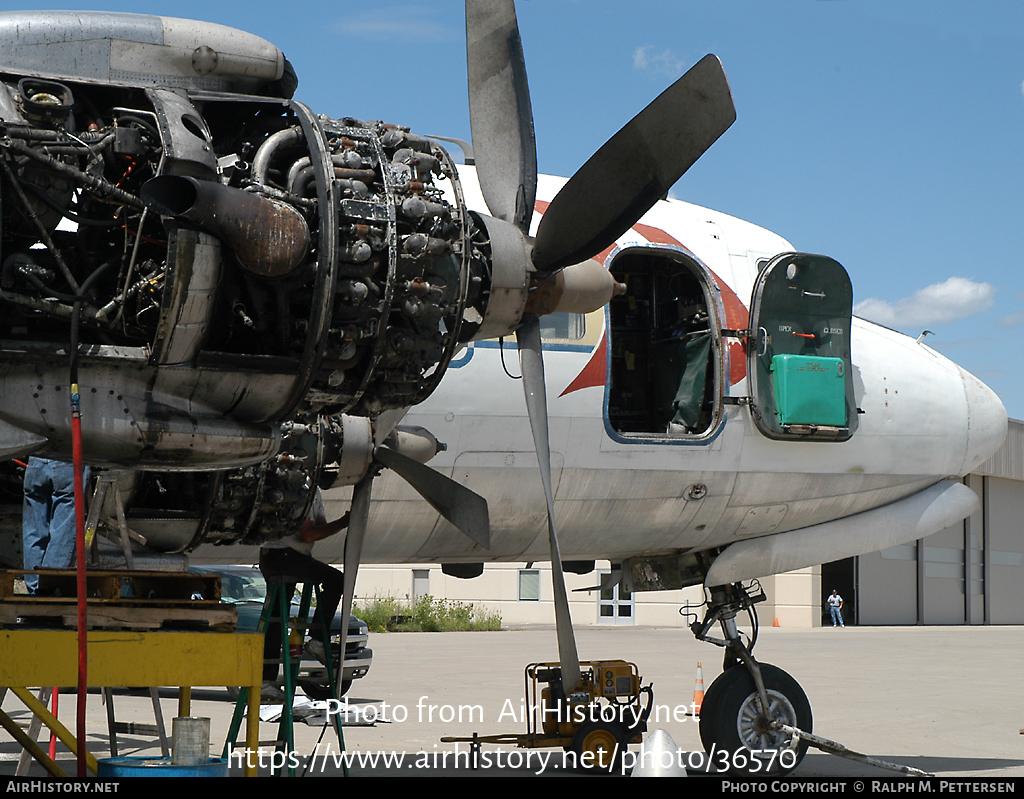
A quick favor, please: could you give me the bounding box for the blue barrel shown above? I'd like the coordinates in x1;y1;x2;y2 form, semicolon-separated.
97;756;228;777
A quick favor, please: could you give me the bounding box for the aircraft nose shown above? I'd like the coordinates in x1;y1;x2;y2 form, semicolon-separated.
958;366;1007;475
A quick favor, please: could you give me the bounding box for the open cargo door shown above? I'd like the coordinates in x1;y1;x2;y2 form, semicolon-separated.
748;253;857;441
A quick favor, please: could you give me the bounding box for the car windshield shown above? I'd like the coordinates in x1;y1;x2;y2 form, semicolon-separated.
216;571;267;603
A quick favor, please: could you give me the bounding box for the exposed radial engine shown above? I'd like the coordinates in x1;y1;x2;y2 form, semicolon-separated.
0;12;609;549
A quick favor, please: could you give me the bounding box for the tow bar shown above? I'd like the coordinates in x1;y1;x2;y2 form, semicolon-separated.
771;722;933;777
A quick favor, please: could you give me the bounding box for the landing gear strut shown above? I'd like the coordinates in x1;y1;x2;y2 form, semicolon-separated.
689;582;811;775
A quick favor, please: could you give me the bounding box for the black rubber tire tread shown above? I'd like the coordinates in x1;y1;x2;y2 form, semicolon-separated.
698;662;811;776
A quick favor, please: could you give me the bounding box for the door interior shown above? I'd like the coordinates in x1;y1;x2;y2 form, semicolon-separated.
606;246;722;438
748;253;857;441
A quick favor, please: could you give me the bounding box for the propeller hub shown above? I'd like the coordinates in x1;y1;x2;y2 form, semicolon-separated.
524;259;626;317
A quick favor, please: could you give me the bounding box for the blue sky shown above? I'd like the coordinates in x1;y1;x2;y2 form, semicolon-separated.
11;1;1024;419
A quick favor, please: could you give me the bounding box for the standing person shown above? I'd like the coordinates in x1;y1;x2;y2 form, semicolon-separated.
258;489;349;680
826;589;845;627
22;457;88;595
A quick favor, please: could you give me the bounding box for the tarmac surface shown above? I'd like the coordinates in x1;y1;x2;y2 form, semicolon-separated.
1;623;1022;778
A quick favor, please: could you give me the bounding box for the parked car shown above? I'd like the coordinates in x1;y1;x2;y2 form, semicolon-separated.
189;564;372;700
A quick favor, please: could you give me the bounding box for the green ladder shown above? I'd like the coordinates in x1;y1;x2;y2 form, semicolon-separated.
224;581;348;776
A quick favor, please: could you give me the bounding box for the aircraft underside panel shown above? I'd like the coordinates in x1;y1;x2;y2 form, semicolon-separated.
325;467;941;564
0;352;283;468
704;479;980;585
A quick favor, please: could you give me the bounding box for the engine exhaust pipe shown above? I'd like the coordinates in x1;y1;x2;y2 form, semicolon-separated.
141;175;309;278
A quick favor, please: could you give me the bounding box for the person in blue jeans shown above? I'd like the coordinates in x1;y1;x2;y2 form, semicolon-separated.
826;589;845;627
22;457;88;595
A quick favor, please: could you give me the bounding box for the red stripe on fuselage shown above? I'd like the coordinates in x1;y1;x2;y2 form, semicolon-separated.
632;224;748;386
559;331;607;397
531;205;749;395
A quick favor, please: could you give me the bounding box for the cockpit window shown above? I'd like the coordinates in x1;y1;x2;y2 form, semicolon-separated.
539;312;585;342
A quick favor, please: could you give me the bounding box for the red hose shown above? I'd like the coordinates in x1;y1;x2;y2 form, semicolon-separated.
69;265;108;778
71;386;87;778
48;689;58;767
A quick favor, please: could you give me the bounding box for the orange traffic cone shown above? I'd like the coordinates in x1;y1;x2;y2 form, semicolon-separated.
693;661;705;715
774;616;780;627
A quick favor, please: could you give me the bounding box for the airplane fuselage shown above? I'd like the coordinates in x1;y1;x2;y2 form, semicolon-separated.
312;167;1007;568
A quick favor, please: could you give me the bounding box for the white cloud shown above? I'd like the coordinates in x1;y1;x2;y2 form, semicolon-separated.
633;46;687;77
854;277;996;328
336;8;457;42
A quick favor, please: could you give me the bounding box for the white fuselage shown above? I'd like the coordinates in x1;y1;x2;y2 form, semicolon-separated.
315;168;1007;567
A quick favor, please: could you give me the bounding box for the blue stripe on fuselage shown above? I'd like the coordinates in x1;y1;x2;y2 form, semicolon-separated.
448;339;595;369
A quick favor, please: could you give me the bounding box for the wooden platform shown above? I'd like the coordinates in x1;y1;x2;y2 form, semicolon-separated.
0;569;237;630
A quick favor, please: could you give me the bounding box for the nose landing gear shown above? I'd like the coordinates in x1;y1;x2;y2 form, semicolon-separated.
689;581;810;775
688;580;932;778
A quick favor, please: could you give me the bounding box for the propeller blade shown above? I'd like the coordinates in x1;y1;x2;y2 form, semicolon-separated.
532;54;736;272
516;315;581;693
466;0;537;232
374;445;490;549
336;472;373;692
373;408;408;447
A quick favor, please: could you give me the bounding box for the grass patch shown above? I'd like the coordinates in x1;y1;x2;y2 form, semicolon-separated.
354;594;502;632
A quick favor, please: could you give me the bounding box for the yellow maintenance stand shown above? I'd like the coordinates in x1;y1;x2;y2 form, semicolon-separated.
0;628;263;776
0;569;263;777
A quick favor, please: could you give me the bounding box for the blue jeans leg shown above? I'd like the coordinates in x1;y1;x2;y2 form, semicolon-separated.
41;461;80;571
22;458;52;594
830;606;844;626
22;459;88;594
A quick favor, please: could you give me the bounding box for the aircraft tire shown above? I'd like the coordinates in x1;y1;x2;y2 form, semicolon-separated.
571;720;627;773
698;663;811;776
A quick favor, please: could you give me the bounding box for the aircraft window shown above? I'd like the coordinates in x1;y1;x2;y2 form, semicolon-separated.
539;312;585;342
518;569;541;601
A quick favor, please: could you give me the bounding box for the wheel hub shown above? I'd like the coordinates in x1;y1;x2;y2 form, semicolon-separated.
736;689;798;751
752;714;774;734
583;729;618;767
